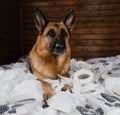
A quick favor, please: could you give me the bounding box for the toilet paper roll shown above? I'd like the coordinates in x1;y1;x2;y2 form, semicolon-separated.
73;69;94;85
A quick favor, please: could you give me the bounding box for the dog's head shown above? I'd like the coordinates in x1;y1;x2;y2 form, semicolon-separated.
34;7;75;55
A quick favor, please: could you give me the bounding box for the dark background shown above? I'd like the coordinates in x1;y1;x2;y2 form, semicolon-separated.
0;0;120;65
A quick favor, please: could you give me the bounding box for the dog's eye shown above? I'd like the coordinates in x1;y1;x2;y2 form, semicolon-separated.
47;29;56;37
61;29;67;37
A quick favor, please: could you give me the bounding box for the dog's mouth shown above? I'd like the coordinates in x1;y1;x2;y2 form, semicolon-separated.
52;48;66;55
49;42;66;55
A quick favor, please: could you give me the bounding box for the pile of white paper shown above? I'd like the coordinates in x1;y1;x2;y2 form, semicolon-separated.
0;55;120;115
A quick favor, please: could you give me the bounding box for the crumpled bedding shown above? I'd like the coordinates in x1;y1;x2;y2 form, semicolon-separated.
0;55;120;115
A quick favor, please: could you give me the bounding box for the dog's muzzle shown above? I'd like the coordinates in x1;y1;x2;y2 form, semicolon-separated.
49;41;66;55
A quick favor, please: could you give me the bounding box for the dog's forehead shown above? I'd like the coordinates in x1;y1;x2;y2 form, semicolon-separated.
46;22;67;31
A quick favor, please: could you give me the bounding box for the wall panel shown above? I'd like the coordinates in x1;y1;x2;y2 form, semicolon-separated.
20;0;120;59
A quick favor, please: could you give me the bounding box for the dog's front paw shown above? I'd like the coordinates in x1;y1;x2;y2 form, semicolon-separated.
43;90;54;100
41;80;54;100
43;83;54;100
61;84;73;93
42;91;54;108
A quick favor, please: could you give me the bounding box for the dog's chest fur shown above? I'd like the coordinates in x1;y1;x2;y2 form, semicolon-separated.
29;39;70;80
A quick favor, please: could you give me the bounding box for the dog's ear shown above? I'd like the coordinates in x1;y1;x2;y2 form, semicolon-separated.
63;9;75;31
33;7;48;33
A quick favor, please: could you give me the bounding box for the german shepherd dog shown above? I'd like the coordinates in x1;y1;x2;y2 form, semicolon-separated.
29;7;75;104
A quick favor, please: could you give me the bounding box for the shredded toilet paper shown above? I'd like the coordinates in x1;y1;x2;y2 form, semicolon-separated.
0;55;120;115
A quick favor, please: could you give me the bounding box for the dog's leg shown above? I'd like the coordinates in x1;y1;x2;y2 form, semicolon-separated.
40;80;54;100
36;78;55;108
33;70;54;108
40;80;54;108
57;56;72;92
33;71;54;99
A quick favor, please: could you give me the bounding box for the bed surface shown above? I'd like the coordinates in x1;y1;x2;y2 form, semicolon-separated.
0;55;120;115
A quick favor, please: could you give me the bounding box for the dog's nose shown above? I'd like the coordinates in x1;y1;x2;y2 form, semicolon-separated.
50;41;66;55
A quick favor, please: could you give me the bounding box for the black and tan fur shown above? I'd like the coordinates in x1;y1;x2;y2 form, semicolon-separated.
29;7;75;101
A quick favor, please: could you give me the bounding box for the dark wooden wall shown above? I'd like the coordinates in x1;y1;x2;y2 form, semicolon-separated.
0;0;120;65
20;0;120;60
0;0;20;65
